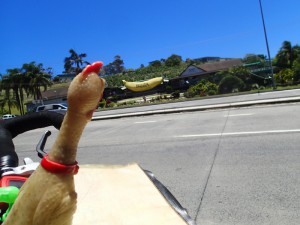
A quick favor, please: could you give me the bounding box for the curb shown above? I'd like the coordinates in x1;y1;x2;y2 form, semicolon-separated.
92;96;300;121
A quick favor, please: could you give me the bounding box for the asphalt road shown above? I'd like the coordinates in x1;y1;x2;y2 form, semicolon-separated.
93;88;300;118
13;101;300;225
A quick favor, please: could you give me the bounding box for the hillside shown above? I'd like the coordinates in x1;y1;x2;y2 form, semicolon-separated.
104;63;189;87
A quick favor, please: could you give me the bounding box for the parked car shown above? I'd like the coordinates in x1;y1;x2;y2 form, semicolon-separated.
35;103;68;113
2;114;17;120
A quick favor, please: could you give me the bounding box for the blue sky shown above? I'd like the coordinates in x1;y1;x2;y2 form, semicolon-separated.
1;0;299;76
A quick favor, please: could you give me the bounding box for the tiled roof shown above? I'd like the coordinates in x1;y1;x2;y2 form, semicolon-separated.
199;59;243;72
41;87;68;100
172;58;243;81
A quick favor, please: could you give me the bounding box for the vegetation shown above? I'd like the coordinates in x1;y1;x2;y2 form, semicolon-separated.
63;49;90;74
218;75;245;94
273;41;300;84
98;54;199;87
0;62;53;115
102;55;125;75
165;54;182;67
181;41;300;98
1;40;300;114
184;80;218;98
273;41;300;71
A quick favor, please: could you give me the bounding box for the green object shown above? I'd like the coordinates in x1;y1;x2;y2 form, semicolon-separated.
0;186;19;222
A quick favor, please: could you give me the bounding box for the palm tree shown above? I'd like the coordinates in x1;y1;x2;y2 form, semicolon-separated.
274;41;300;71
22;62;53;105
0;95;18;114
1;63;53;115
29;72;52;103
2;68;25;114
64;49;90;74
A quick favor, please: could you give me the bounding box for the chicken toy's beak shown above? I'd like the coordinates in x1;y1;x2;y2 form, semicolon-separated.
82;62;103;77
81;61;106;109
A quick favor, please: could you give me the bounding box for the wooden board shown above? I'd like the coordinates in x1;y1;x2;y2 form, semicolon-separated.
73;163;187;225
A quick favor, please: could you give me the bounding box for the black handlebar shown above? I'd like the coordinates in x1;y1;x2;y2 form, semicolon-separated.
0;111;64;171
2;111;64;139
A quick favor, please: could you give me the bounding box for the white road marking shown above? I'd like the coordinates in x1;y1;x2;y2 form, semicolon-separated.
225;113;253;117
134;121;157;124
175;129;300;138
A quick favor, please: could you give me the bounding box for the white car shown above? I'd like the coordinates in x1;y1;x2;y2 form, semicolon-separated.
2;114;17;120
35;103;68;113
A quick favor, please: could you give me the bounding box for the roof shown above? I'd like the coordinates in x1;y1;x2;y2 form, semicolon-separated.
41;87;68;100
199;58;243;72
174;58;243;80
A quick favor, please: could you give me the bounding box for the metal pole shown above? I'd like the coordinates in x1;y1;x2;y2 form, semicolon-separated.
259;0;276;89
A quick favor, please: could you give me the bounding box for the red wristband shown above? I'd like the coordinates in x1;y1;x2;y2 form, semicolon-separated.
41;155;79;175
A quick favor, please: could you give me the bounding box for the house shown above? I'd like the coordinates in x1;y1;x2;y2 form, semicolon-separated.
41;87;68;104
169;58;243;90
25;87;68;112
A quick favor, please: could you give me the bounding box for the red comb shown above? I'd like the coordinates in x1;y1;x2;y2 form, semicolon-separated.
82;61;103;76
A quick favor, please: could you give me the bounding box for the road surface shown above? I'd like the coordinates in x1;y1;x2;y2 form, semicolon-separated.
13;101;300;225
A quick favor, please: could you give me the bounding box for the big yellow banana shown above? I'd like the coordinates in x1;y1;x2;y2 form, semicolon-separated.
122;77;163;92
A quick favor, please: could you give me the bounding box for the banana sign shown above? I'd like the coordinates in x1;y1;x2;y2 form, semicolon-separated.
122;77;163;92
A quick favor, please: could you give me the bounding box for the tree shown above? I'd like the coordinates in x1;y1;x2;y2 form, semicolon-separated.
1;68;25;114
243;54;267;64
292;57;300;82
165;54;182;67
229;66;252;90
149;60;162;67
0;95;17;114
0;73;18;114
104;55;125;75
210;70;228;84
1;62;53;115
22;62;53;102
64;49;90;74
113;55;125;73
273;41;300;70
218;75;245;94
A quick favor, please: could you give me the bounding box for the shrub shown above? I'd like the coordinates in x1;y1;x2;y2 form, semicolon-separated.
107;102;117;108
184;80;218;98
183;91;194;98
207;89;217;95
171;90;180;98
218;75;245;94
98;99;106;108
165;85;173;93
275;68;294;84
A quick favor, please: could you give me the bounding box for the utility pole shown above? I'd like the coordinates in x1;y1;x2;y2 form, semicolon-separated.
258;0;276;89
